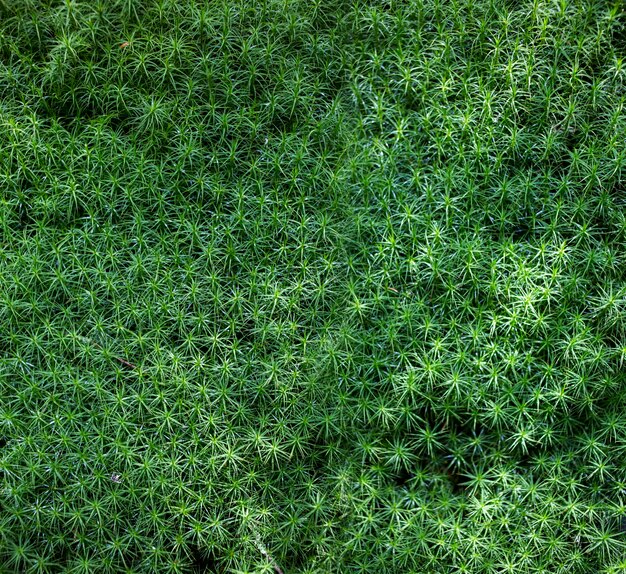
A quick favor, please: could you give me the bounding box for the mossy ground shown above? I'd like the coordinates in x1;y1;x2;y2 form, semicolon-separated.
1;1;626;572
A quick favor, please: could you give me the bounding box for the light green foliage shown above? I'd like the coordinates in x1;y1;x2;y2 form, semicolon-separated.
1;0;626;572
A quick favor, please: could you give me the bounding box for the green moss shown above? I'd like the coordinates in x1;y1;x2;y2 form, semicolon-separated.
1;0;626;572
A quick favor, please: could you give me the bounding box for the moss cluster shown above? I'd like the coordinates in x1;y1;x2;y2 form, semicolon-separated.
1;1;626;572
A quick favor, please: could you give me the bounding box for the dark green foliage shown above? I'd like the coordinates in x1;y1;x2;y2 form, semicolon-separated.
1;0;626;572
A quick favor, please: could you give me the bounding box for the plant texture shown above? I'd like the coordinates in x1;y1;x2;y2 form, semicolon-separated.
1;0;626;573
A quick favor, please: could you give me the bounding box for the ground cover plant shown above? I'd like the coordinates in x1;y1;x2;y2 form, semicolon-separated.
1;0;626;572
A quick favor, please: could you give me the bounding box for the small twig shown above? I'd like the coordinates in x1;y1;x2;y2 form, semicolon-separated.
77;335;136;369
386;286;414;298
113;356;137;369
253;531;284;574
